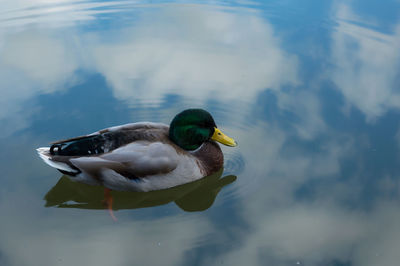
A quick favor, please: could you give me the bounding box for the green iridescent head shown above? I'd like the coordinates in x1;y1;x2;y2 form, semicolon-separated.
169;109;237;150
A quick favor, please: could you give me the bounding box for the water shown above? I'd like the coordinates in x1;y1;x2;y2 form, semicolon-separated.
1;0;400;265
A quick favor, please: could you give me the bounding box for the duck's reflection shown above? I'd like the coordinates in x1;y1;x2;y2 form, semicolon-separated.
44;169;236;212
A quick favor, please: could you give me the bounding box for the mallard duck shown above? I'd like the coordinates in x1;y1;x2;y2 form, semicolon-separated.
37;109;237;192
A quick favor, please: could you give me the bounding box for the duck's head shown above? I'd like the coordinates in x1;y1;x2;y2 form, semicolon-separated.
169;109;237;151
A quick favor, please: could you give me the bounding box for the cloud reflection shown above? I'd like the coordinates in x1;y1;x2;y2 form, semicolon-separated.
214;121;400;266
330;4;400;122
0;30;79;137
0;0;126;28
0;4;301;137
0;189;213;266
206;5;400;261
91;5;299;103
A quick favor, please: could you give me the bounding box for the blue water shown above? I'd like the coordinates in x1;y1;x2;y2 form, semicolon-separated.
1;0;400;265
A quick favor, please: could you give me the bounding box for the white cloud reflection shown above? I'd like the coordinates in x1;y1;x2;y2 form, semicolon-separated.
330;4;400;122
0;190;211;266
91;6;299;103
0;30;79;137
0;0;127;29
215;122;400;266
218;200;400;266
0;4;303;136
2;31;78;90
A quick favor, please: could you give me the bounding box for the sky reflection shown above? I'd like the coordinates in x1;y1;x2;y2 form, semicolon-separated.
330;3;400;122
91;5;299;104
0;1;400;266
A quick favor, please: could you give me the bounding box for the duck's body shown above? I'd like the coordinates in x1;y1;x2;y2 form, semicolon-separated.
37;109;236;192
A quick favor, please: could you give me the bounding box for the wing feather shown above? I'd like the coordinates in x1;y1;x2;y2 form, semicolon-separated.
70;141;179;178
52;122;168;144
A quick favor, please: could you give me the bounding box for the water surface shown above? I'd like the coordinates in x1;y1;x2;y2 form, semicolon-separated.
1;0;400;265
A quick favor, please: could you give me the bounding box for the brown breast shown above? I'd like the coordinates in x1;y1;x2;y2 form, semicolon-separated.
192;141;224;176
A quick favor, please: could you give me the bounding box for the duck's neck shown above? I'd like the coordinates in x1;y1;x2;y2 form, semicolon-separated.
192;141;223;176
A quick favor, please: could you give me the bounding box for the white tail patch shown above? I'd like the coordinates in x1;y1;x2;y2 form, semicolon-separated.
36;147;79;173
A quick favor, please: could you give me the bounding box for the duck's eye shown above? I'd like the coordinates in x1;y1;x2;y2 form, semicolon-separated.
218;132;221;135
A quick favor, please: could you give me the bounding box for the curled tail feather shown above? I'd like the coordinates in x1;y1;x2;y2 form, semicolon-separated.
36;147;80;175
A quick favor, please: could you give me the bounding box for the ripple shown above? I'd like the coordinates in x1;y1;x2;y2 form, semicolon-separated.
0;0;265;30
0;1;128;28
223;151;245;176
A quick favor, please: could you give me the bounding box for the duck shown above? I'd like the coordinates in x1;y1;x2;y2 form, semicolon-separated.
37;108;237;193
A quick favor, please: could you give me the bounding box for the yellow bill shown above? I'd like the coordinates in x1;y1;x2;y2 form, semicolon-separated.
211;128;237;147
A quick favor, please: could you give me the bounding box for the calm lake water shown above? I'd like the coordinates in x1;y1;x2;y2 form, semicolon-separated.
1;0;400;265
